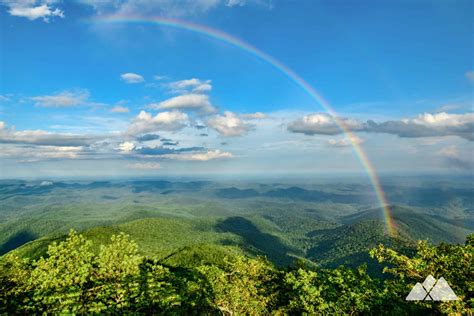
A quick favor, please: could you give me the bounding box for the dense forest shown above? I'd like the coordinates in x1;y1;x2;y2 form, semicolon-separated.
1;230;472;314
1;179;472;313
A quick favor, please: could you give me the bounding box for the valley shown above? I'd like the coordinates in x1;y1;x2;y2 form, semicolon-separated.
1;176;472;273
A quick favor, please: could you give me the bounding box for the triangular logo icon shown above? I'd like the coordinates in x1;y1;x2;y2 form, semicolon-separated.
406;282;427;300
422;275;436;291
429;277;459;301
406;275;459;301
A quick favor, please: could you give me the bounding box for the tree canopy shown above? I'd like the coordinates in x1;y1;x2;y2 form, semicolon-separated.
1;230;472;314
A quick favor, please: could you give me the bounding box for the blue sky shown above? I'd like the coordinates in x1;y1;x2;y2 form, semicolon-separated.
0;0;473;178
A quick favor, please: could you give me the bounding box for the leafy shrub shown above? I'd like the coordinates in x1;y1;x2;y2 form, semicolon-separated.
370;235;473;314
0;230;472;314
198;255;278;314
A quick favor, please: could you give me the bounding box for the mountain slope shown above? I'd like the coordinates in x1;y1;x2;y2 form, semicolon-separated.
342;205;471;244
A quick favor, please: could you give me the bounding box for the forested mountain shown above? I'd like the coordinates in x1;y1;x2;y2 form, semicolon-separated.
0;178;472;313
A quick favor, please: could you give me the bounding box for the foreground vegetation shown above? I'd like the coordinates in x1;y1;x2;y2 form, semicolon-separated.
1;231;472;314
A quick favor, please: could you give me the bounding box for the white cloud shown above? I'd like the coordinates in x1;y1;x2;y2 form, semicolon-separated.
149;94;216;113
165;149;232;161
0;109;230;166
31;89;91;107
110;105;130;113
289;112;474;141
0;121;98;146
120;73;144;84
167;78;212;94
192;83;213;93
3;1;64;22
288;113;363;135
127;110;189;135
0;145;84;162
369;112;474;141
127;162;162;169
406;112;474;127
119;141;135;153
207;111;253;137
240;112;269;119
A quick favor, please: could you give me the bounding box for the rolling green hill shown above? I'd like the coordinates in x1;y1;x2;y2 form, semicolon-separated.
1;178;473;274
12;217;243;262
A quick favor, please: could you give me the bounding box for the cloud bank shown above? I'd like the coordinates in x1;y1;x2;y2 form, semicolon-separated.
0;122;98;147
288;112;474;141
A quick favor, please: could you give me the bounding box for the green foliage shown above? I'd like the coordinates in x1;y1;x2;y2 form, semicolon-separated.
1;230;472;314
198;256;278;314
0;230;212;313
28;230;94;312
88;233;144;312
370;235;473;314
278;265;382;314
0;254;32;310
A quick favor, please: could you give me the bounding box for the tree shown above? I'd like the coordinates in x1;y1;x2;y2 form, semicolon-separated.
1;230;472;314
370;235;473;314
81;232;142;312
278;265;382;314
198;255;278;314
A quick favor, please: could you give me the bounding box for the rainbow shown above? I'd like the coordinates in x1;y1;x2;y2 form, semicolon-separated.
87;16;397;237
